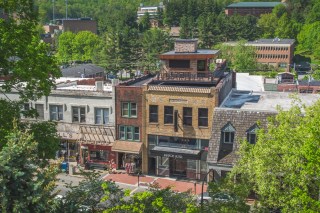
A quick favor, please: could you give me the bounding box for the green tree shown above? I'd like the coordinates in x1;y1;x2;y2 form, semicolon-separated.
202;179;250;213
54;172;123;212
27;122;60;160
233;41;257;72
73;31;100;62
105;185;197;213
0;0;60;101
140;28;173;72
258;13;278;38
233;99;320;212
297;21;320;60
0;124;58;213
305;1;320;23
139;12;151;32
56;32;75;63
217;41;257;72
0;98;60;159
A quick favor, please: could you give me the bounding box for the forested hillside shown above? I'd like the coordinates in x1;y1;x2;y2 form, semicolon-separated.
35;0;320;68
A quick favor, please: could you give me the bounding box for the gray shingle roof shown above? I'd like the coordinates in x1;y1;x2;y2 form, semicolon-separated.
61;64;105;78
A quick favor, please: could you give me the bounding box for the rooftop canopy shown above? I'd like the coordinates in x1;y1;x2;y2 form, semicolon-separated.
226;2;283;8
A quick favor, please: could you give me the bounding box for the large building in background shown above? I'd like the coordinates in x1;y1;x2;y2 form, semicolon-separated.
225;2;283;17
224;38;295;68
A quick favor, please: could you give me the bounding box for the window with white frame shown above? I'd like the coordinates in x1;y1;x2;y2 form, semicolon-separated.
221;123;235;144
49;105;63;121
247;124;259;144
121;102;137;118
72;106;86;123
95;108;109;125
119;126;140;141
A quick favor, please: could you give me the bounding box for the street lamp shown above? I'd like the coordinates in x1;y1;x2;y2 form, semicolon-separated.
201;169;214;211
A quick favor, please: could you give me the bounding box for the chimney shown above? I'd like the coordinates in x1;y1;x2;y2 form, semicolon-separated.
95;81;103;91
174;39;198;53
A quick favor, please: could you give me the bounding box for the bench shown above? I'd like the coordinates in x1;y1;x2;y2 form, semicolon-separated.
88;162;109;170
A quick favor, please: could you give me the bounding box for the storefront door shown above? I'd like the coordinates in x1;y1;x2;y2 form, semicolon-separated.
169;158;187;177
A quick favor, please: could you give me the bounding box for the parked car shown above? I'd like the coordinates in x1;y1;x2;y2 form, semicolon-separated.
196;192;212;205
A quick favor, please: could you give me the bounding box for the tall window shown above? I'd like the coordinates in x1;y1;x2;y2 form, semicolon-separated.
49;105;63;121
247;124;259;144
119;126;140;141
95;108;109;125
122;102;137;118
35;104;44;120
164;106;173;124
221;123;235;144
198;108;208;127
149;105;158;123
72;106;86;123
183;107;192;126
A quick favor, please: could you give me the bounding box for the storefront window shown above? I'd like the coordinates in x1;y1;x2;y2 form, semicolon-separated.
187;159;197;179
90;150;108;161
158;136;197;149
200;139;209;150
148;135;157;151
157;156;169;176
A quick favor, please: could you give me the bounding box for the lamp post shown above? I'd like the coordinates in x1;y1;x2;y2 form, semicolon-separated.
201;169;214;211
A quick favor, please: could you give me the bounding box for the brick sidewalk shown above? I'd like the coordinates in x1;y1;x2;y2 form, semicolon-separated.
105;173;155;185
103;173;207;195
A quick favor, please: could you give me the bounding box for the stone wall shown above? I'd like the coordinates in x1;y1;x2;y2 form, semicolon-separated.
174;40;198;53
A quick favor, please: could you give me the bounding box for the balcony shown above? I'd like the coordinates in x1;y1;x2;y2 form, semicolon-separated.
156;71;217;82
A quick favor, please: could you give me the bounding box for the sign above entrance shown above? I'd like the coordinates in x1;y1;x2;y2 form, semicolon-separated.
169;98;188;104
163;153;183;159
58;132;79;140
150;146;201;160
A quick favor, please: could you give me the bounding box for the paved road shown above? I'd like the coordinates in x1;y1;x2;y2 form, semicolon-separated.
54;172;147;196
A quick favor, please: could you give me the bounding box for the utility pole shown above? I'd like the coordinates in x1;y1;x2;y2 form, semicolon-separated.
52;0;55;22
65;0;68;20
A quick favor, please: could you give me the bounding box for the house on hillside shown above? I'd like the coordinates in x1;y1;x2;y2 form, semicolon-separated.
225;2;284;17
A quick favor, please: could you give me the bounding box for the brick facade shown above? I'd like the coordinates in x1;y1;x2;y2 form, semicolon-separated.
115;86;143;131
62;19;97;34
225;7;274;17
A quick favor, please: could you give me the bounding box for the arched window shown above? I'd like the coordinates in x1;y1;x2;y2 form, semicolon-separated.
221;123;235;144
246;124;259;144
